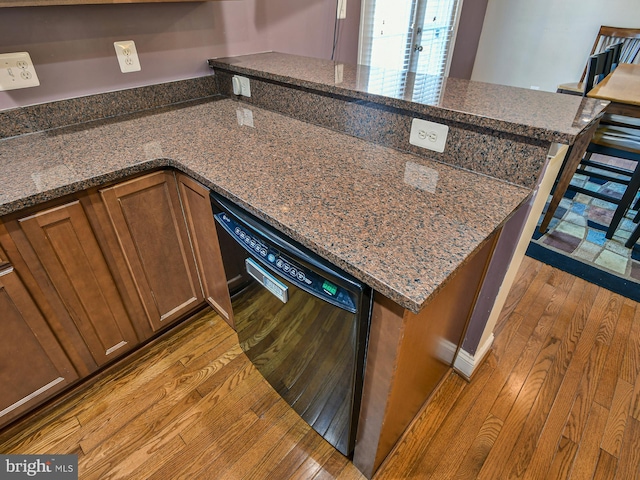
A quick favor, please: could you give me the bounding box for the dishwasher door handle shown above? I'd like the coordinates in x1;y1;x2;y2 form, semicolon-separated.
245;258;289;304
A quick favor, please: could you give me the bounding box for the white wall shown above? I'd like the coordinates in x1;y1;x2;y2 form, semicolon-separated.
471;0;640;92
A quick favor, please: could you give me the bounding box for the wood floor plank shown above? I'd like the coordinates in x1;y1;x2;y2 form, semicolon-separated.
490;282;569;421
491;273;579;422
600;378;634;458
176;363;265;445
568;402;609;479
311;449;352;480
521;285;615;480
0;414;81;455
614;416;640;479
219;408;308;479
479;333;560;479
563;292;622;443
98;359;261;479
411;280;562;479
486;277;591;479
265;428;333;480
594;300;636;409
4;261;640;480
546;436;578;480
75;311;233;426
631;373;640;421
73;317;236;433
82;432;187;480
79;334;242;454
241;421;310;480
452;414;503;479
188;398;291;479
492;256;543;337
375;370;468;477
511;263;555;319
288;434;337;480
620;305;640;384
593;449;619;480
472;274;579;479
77;361;187;452
80;355;258;477
400;359;496;478
162;385;278;479
173;410;261;480
390;268;567;479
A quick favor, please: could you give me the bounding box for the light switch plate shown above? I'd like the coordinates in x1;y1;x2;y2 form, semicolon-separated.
337;0;347;19
0;52;40;91
114;41;141;73
409;118;449;153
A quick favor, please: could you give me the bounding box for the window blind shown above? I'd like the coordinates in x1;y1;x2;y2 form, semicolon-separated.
359;0;461;103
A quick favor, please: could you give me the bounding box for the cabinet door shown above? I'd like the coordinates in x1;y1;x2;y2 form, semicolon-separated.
0;264;78;428
16;201;139;366
100;171;204;332
176;174;234;327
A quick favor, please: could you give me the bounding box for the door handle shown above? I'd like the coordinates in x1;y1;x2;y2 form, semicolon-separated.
245;258;289;304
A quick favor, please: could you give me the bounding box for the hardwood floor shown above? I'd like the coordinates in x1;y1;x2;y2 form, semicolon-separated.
2;256;640;479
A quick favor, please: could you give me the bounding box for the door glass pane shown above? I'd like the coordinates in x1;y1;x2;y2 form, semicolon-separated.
358;0;460;103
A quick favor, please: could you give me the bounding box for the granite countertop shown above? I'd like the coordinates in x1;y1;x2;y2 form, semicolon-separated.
0;97;530;313
208;52;609;144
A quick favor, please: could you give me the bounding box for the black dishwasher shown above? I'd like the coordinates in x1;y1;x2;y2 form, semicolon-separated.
210;192;372;457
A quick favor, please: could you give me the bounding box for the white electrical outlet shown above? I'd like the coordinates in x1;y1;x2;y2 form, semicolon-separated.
0;52;40;91
337;0;347;19
114;41;141;73
231;75;251;97
409;118;449;153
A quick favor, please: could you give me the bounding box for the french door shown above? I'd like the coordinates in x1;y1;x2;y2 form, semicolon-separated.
358;0;462;103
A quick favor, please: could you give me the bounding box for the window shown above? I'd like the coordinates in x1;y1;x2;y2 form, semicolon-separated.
358;0;462;103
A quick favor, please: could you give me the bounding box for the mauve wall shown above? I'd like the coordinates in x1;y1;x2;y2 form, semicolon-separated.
448;0;489;80
0;0;360;111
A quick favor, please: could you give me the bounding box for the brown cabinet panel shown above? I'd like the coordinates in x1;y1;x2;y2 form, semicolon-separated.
0;265;78;428
100;171;204;332
176;174;234;328
16;201;139;366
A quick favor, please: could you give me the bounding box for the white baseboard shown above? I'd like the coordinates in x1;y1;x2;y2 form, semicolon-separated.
453;333;495;380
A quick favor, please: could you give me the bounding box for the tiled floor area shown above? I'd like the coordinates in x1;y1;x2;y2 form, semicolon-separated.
533;164;640;283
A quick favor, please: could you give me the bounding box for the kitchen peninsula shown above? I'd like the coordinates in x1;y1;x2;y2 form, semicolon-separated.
0;53;607;478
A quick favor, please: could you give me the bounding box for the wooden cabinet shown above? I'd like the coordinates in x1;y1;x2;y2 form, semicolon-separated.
0;260;78;428
0;168;233;427
10;200;139;369
100;171;204;333
176;173;234;328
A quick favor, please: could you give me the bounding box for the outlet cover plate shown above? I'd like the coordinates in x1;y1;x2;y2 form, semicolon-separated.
114;41;141;73
0;52;40;91
409;118;448;153
232;75;251;97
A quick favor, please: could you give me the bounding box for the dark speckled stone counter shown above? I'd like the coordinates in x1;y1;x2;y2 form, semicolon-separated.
208;52;608;144
0;98;529;313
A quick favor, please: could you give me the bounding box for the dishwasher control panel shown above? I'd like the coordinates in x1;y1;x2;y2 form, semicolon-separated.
215;212;356;312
